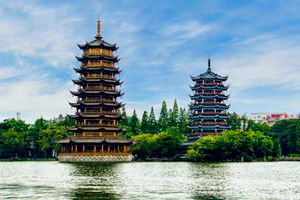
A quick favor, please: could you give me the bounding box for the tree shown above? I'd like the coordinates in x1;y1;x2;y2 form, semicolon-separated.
169;99;179;127
130;110;141;136
0;129;28;158
148;107;158;134
158;101;169;131
287;120;297;154
296;118;300;153
178;108;189;135
141;111;149;133
227;112;241;130
120;107;129;126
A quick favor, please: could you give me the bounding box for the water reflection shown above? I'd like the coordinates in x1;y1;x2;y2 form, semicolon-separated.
187;163;228;200
0;161;299;199
69;163;119;200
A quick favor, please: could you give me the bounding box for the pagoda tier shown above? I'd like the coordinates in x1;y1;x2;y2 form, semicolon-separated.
185;58;230;146
56;19;132;162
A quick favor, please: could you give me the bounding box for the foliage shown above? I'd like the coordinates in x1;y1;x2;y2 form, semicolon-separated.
131;127;186;159
186;130;279;161
158;100;169;132
0;117;73;159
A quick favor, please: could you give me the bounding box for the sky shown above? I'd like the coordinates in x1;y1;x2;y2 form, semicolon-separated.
0;0;300;123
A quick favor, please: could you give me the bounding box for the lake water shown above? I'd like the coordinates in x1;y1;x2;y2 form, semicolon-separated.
0;161;299;200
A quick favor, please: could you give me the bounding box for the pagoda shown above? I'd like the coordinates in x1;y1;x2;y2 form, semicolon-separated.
56;19;132;162
186;58;230;145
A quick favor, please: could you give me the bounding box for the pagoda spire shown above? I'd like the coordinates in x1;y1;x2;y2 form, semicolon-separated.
207;57;212;73
96;17;102;39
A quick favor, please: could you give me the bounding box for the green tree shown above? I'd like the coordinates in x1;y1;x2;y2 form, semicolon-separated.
0;129;28;158
169;99;179;127
141;111;149;133
178;108;189;135
158;100;169;131
287;120;297;154
130;110;141;136
271;119;291;155
296;118;300;153
227;112;241;130
120;107;129;126
148;107;158;134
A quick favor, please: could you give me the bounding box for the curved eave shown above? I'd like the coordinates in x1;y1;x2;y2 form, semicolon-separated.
76;55;119;63
189;115;229;119
72;79;121;85
74;67;121;74
56;137;132;144
190;85;229;90
68;114;122;119
69;102;123;108
68;126;122;132
78;40;118;51
70;90;123;97
190;104;230;109
189;125;230;129
190;94;230;100
190;73;228;82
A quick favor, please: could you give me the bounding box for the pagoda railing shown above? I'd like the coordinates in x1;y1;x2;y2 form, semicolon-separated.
194;102;225;105
86;61;114;68
81;111;117;115
195;83;224;86
85;87;115;91
85;75;115;80
82;124;118;127
192;132;222;135
83;99;115;103
195;92;222;95
193;111;224;114
59;152;130;156
192;122;227;125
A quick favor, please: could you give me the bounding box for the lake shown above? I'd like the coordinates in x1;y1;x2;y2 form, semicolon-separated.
0;161;299;199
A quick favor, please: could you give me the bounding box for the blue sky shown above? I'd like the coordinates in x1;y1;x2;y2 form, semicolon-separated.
0;0;300;123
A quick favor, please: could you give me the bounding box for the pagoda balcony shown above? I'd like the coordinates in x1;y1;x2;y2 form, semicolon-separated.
191;132;221;135
59;152;130;156
195;83;224;86
194;101;225;105
86;61;114;68
82;99;115;103
85;87;115;91
82;124;118;127
195;92;222;95
198;121;227;125
85;75;115;80
84;51;113;58
193;111;224;115
81;111;117;115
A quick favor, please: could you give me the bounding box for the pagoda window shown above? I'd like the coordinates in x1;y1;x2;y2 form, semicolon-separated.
86;120;100;125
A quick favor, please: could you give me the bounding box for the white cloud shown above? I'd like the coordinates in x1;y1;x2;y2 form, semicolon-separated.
160;20;216;39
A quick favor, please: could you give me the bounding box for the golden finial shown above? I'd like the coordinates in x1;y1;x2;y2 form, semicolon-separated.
96;17;101;38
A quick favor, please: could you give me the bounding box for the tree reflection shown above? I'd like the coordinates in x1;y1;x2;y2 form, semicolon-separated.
69;163;120;200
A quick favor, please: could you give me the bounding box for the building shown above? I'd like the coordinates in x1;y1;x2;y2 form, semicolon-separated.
185;58;230;145
56;19;132;162
251;112;300;126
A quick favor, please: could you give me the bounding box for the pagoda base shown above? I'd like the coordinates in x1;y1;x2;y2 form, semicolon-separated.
58;153;133;162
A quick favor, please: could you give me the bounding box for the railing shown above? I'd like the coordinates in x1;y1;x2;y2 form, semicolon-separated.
192;122;227;125
195;92;222;95
83;124;118;127
82;111;117;115
59;152;130;156
195;83;224;86
86;75;115;80
83;99;115;103
194;102;225;105
85;87;115;91
194;112;223;114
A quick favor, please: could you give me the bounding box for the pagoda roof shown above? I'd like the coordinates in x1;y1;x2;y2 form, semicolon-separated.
190;85;229;91
189;124;230;129
74;67;121;74
68;113;122;119
189;114;229;119
72;78;122;85
56;136;132;144
70;89;123;97
189;104;230;109
69;102;123;108
78;39;118;51
76;55;119;63
68;126;122;132
191;58;228;81
190;94;229;100
191;72;228;81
